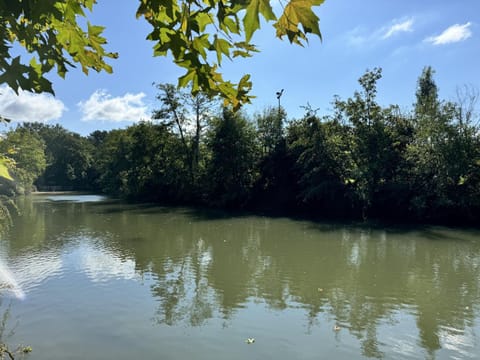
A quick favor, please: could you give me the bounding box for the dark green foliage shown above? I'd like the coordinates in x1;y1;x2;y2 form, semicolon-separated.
251;106;296;210
331;69;406;218
285;113;350;216
4;67;479;225
0;127;46;193
252;138;296;211
94;122;189;202
19;123;94;190
256;106;284;156
406;69;480;221
205;108;259;208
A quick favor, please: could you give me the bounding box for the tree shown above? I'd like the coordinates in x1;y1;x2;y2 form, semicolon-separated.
0;127;46;193
250;106;295;210
152;83;217;185
332;68;399;218
93;123;189;201
19;123;94;190
285;111;349;216
255;106;284;156
92;128;133;196
1;0;324;110
407;68;480;221
205;108;259;207
414;66;439;119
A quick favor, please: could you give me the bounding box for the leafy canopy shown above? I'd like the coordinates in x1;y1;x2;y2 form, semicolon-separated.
0;0;324;110
0;0;118;94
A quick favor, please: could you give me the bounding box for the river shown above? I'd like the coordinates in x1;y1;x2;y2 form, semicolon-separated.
0;194;479;359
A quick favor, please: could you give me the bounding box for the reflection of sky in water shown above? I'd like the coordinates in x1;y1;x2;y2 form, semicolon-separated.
35;194;106;203
440;325;477;359
74;243;137;283
1;236;138;298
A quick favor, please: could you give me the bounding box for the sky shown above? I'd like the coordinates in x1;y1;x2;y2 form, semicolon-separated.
0;0;479;135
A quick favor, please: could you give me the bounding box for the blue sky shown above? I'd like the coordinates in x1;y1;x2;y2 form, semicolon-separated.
0;0;478;135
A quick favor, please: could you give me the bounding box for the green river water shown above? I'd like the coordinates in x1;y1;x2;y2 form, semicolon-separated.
0;194;479;359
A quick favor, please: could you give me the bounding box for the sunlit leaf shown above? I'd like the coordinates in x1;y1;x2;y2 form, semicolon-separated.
0;158;13;181
274;0;324;45
243;0;276;42
213;36;231;64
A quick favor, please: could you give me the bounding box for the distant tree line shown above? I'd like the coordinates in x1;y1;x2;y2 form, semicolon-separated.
1;66;479;224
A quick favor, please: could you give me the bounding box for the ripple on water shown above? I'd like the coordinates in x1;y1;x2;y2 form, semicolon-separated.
8;250;64;296
439;325;477;359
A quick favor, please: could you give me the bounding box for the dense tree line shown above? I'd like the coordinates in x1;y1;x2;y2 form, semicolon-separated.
2;66;479;224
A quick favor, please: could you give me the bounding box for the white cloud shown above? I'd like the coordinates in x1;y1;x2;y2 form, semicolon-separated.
382;18;414;39
78;90;149;122
346;17;415;47
0;86;66;123
425;22;472;45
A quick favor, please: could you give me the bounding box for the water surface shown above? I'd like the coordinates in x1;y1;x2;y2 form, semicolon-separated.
1;194;479;359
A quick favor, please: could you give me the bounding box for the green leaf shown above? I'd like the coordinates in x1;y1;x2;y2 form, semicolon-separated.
221;17;240;35
196;12;213;32
274;0;324;45
192;34;211;60
213;36;231;64
232;50;251;58
243;0;277;42
29;57;42;76
87;22;106;38
178;69;196;88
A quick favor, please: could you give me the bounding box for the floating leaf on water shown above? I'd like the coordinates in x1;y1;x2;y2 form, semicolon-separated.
22;346;33;353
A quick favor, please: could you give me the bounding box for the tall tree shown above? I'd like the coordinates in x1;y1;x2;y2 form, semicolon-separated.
285;112;349;216
252;106;295;210
332;68;399;218
205;108;259;207
415;66;439;119
407;67;480;221
256;106;284;156
152;83;216;185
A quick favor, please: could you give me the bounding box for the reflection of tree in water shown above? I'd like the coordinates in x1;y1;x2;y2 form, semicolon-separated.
310;228;480;358
108;213;480;358
148;236;215;327
409;234;480;358
8;198;480;358
151;257;189;326
151;260;215;327
147;221;261;326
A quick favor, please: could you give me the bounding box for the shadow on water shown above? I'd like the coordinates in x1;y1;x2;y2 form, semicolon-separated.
48;192;480;234
86;199;258;221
